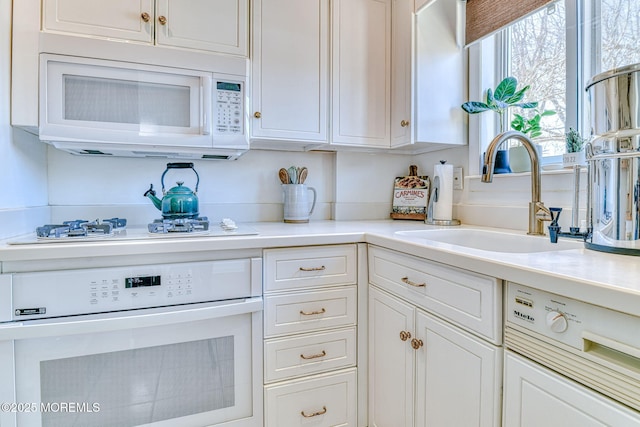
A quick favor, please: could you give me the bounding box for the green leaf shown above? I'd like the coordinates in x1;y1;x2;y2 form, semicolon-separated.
541;110;556;116
504;85;530;104
494;77;517;101
513;102;539;109
461;101;491;114
530;130;542;139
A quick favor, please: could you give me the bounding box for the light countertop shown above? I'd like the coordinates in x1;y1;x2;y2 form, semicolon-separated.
1;220;639;317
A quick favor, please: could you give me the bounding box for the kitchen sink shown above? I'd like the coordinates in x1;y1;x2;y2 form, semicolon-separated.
395;228;583;253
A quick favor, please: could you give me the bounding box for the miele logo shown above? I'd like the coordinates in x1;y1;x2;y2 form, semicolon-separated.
513;309;535;323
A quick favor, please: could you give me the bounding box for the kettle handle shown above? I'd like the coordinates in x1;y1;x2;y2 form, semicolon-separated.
161;162;200;194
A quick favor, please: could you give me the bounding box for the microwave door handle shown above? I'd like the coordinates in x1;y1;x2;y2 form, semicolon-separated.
0;297;262;341
202;76;212;135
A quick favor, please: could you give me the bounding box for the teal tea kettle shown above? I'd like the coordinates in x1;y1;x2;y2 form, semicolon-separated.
144;163;200;219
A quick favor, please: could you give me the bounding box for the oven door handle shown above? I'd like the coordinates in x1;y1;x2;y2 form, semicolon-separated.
0;297;262;341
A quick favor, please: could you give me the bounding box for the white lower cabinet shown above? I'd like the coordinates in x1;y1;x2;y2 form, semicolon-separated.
265;368;358;427
263;245;359;426
368;285;502;427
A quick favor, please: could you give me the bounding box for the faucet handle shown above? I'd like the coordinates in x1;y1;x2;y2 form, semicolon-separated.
534;202;552;222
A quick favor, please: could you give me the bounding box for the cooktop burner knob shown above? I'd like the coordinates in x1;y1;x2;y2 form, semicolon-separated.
546;310;568;333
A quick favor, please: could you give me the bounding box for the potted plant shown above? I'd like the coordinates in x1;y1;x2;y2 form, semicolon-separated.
508;108;556;172
563;127;587;167
461;77;538;173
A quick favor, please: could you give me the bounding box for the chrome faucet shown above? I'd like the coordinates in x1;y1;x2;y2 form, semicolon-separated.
481;131;552;235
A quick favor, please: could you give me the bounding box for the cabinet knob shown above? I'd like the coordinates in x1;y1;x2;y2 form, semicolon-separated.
158;15;167;25
254;111;262;119
140;12;151;23
411;338;423;350
399;330;412;341
400;119;410;127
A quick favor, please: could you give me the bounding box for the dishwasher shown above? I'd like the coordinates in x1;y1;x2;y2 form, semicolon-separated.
504;282;640;425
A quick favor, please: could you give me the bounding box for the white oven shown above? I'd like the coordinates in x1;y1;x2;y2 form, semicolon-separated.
0;259;263;427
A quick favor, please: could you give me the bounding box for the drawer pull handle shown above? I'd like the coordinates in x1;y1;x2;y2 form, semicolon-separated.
401;277;426;287
299;266;326;272
300;350;327;360
301;406;327;418
299;308;326;316
411;338;424;350
399;330;412;341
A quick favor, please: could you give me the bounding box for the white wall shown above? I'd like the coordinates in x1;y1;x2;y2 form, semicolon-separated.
0;0;49;239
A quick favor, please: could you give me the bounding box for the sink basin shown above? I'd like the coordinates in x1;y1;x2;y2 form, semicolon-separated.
395;228;583;253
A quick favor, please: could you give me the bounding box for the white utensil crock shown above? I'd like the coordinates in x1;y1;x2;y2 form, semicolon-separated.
282;184;317;223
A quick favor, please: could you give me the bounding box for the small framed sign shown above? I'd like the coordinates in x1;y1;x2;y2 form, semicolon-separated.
390;165;430;220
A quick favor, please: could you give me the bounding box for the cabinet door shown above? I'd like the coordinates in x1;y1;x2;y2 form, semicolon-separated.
332;0;391;148
368;286;414;427
504;352;640;426
250;0;329;144
390;0;413;147
413;0;467;146
43;0;154;43
415;310;502;427
156;0;248;56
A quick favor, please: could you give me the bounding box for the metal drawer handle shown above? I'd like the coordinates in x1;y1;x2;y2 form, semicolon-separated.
299;308;326;316
140;12;150;22
401;277;426;287
399;330;412;341
301;406;327;418
299;266;326;272
300;350;327;360
411;338;424;350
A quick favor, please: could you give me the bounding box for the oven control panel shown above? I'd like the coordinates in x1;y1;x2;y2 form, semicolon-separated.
506;282;640;351
7;258;260;321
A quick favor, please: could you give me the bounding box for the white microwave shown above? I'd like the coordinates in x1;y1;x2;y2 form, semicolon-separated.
39;54;249;160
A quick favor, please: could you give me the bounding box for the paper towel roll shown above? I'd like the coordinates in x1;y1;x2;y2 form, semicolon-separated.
433;162;453;221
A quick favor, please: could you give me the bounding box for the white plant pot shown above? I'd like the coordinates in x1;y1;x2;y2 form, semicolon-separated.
563;150;586;168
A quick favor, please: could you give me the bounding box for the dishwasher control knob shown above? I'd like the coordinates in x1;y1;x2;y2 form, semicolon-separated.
546;310;568;333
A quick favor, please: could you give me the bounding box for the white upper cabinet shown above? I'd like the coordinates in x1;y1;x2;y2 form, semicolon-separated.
413;0;467;147
250;0;329;148
43;0;154;43
155;0;248;56
331;0;391;148
391;0;413;147
42;0;248;56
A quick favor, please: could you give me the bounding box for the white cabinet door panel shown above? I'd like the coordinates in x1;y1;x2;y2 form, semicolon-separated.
504;352;640;426
156;0;248;55
415;309;502;427
251;0;329;143
332;0;391;147
43;0;154;42
368;285;414;427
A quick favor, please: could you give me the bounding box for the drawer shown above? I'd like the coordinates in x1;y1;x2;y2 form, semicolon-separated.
368;245;501;344
263;245;357;292
264;327;357;383
264;286;357;338
265;368;357;427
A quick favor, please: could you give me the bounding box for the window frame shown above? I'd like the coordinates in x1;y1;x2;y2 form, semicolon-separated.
466;0;586;175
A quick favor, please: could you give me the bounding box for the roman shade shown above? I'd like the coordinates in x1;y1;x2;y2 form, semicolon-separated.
465;0;555;45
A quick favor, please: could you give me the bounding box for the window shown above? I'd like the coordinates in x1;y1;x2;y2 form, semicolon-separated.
470;0;640;167
507;3;566;157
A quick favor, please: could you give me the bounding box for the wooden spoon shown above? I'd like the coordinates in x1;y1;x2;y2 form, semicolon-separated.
278;168;290;184
298;167;308;184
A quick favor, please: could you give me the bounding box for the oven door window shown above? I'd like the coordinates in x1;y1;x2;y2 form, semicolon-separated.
14;313;255;427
